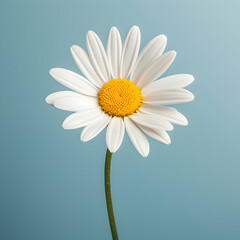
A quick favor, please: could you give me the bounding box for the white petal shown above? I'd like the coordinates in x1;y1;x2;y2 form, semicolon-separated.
106;117;125;153
62;108;103;130
45;91;79;105
81;113;111;142
139;104;188;126
49;68;98;96
53;95;98;112
129;112;173;131
131;34;167;83
107;27;122;79
71;45;104;88
143;89;194;105
137;51;177;89
120;26;141;79
137;125;171;145
124;117;149;157
86;31;110;83
142;74;194;95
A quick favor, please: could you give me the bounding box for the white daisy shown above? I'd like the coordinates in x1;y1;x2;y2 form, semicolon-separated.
46;26;194;157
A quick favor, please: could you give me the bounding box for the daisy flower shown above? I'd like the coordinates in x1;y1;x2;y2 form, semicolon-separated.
46;26;194;157
46;26;194;240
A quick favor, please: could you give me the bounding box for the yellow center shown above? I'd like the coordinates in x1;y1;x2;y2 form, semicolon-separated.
98;79;143;117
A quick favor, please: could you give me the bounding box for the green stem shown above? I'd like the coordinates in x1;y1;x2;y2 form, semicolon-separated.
105;149;118;240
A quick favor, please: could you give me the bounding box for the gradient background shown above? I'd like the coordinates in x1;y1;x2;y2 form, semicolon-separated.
0;0;240;239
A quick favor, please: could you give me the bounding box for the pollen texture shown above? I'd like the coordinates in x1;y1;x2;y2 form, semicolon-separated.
98;79;143;117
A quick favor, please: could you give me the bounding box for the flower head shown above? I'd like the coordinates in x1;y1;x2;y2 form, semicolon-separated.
46;26;194;157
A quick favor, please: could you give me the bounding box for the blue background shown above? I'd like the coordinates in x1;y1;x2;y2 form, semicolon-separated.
0;0;240;239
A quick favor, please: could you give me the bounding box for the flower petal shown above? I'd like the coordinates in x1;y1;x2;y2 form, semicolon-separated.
129;112;173;131
62;108;103;130
81;113;111;142
53;95;98;112
137;51;177;89
139;104;188;126
137;125;171;145
45;91;79;105
49;68;98;96
106;117;125;153
107;27;122;79
71;45;104;88
120;26;141;79
131;34;167;83
86;31;110;83
143;89;194;105
142;74;194;95
124;117;149;157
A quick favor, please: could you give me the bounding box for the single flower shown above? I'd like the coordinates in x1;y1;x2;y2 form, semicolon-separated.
46;26;194;240
46;26;194;157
